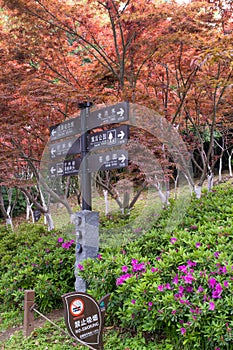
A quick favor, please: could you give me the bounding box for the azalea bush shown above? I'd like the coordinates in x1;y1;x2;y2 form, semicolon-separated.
0;224;76;314
78;182;233;349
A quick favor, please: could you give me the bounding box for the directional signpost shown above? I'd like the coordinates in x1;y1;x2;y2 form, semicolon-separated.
49;102;130;186
48;103;130;348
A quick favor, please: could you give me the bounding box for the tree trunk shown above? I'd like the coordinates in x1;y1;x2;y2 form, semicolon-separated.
207;171;214;192
44;212;55;231
194;185;202;199
103;190;109;216
0;186;14;230
228;150;233;177
218;156;222;182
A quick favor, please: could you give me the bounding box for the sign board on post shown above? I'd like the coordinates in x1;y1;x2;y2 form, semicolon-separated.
87;102;129;130
50;117;81;142
87;149;128;173
49;158;81;177
88;125;129;150
49;138;81;159
49;102;129;141
62;292;110;350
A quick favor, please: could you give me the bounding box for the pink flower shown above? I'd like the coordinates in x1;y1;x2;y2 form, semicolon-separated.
197;286;204;293
178;265;188;274
183;273;195;284
116;273;132;286
180;327;186;335
208;278;217;289
223;280;229;288
57;237;64;243
122;265;128;272
97;254;102;260
196;242;201;248
170;237;177;244
151;267;158;273
209;301;215;310
131;299;136;304
77;264;84;271
158;285;164;291
173;274;179;284
187;260;196;267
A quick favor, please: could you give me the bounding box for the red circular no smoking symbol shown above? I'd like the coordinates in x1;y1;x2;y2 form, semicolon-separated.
70;298;84;317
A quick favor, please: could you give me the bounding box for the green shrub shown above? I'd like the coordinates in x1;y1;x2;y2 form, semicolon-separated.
0;223;76;314
77;183;233;349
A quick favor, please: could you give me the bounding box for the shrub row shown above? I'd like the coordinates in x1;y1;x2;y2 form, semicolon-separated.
78;183;233;349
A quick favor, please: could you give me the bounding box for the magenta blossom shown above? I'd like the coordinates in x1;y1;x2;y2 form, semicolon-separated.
178;265;188;274
182;273;195;284
223;280;229;287
170;237;177;244
197;286;204;293
187;260;197;267
173;274;179;284
209;301;215;311
57;237;64;243
77;264;84;271
180;327;186;335
151;267;158;273
208;278;217;289
116;273;132;286
122;265;128;272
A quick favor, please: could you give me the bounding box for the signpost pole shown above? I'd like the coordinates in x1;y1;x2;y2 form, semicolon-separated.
79;102;92;211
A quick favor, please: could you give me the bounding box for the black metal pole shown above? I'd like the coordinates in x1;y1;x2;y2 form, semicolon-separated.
79;102;92;211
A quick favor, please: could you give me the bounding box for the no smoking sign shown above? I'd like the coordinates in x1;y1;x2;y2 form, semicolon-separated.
70;298;84;317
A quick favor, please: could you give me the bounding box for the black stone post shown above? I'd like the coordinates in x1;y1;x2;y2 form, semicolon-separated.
79;102;92;211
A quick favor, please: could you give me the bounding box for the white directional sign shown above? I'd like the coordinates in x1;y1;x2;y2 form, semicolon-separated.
87;102;129;130
49;138;81;159
87;149;128;172
88;125;129;150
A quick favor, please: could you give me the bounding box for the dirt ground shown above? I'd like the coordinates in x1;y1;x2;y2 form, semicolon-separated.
0;308;64;343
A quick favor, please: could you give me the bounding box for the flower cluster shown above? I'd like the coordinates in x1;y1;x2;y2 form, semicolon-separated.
116;259;146;286
57;237;75;250
116;251;233;344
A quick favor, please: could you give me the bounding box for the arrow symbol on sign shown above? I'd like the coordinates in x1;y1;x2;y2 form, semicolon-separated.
51;148;56;157
51;129;56;137
119;154;126;163
117;108;124;117
117;131;125;139
50;167;56;175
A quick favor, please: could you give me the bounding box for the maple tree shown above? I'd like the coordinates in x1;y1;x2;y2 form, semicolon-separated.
0;0;232;228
